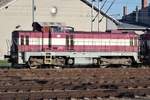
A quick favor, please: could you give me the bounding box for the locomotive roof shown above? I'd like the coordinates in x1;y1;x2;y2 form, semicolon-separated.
74;31;137;35
12;30;137;35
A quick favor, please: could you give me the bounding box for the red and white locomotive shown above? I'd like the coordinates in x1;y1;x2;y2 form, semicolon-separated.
6;23;149;68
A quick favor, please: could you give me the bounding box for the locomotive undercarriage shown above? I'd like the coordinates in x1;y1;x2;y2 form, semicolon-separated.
12;52;140;68
98;57;133;68
27;56;66;68
100;57;132;65
26;56;134;68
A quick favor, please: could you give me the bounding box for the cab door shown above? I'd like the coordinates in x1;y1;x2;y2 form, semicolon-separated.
70;34;74;50
66;34;74;51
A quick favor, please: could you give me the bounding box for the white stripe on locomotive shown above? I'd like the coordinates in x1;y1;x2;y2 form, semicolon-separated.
19;38;137;46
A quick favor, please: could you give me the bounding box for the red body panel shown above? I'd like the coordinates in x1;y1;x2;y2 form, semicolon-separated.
15;31;139;53
73;32;135;39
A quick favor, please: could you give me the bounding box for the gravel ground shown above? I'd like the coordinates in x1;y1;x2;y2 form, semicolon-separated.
93;97;150;100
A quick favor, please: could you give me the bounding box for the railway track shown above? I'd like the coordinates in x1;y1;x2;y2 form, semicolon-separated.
0;68;149;100
0;89;150;100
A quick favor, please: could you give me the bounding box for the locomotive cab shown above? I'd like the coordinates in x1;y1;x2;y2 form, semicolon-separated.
4;31;19;66
140;32;150;64
5;23;75;68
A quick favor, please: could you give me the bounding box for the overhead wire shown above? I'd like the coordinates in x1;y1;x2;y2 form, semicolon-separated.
99;0;116;23
92;0;108;22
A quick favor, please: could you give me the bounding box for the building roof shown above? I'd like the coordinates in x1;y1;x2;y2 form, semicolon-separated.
118;22;148;31
120;5;150;28
0;0;16;9
80;0;120;25
81;0;150;31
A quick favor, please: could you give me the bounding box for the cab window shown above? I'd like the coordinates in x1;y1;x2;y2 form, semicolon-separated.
26;36;29;45
51;26;62;33
21;35;24;45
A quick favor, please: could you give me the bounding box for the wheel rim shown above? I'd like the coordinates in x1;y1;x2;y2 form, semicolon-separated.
93;59;98;64
28;61;38;69
68;58;73;65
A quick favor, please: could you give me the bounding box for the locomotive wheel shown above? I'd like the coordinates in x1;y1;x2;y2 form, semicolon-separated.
28;61;38;69
121;65;128;68
27;57;44;69
30;65;37;69
100;65;107;68
54;57;65;66
67;58;74;65
27;59;42;69
93;58;98;65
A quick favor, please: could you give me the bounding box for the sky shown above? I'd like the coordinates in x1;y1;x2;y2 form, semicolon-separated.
89;0;142;19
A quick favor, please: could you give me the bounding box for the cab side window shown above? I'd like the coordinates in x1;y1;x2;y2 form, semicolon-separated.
21;35;24;45
26;36;29;45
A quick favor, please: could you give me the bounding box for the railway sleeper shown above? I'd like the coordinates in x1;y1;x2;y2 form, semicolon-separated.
0;88;150;99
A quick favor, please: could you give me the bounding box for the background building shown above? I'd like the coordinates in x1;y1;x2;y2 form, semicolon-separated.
121;0;150;28
106;0;150;35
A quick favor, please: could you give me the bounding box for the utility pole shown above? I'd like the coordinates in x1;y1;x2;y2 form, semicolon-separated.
98;0;100;32
97;0;103;32
91;0;95;32
32;0;35;23
98;0;103;32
